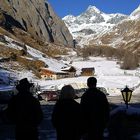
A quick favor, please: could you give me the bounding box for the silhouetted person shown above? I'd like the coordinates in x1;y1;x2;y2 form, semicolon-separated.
81;77;110;140
6;78;43;140
52;85;82;140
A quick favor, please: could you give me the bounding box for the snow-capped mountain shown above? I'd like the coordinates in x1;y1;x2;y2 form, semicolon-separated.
129;5;140;20
89;5;140;52
63;5;127;46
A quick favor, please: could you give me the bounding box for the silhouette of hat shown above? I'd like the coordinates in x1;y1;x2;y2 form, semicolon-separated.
16;78;33;91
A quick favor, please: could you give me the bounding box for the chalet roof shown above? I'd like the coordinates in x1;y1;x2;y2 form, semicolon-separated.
40;67;68;74
61;66;76;72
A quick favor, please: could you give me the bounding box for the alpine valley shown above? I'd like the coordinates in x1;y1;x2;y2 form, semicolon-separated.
0;0;140;84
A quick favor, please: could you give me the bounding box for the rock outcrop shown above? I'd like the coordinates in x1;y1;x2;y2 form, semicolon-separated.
0;0;73;47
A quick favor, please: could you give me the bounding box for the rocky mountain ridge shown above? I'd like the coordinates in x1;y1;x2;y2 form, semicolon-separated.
89;5;140;53
63;5;127;46
0;0;73;47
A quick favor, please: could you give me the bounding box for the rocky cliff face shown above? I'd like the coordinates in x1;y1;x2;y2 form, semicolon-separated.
0;0;73;47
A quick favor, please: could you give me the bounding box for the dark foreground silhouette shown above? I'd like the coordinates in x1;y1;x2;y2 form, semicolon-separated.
52;85;82;140
81;77;110;140
6;78;43;140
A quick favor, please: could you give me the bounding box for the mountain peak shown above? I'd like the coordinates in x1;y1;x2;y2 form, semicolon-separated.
130;5;140;20
62;15;75;20
86;5;101;14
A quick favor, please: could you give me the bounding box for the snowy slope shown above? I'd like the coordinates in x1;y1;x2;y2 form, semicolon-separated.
0;35;69;87
1;35;140;96
129;5;140;20
3;35;67;73
37;57;140;96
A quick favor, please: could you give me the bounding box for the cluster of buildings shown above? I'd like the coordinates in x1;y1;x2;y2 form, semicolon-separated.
39;66;95;80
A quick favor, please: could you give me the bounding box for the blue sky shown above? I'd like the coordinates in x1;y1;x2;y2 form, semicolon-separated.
48;0;140;18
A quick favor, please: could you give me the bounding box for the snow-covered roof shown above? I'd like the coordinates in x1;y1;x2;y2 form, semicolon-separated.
61;66;76;71
40;67;67;74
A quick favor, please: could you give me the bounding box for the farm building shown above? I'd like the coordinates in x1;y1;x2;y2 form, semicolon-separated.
81;67;95;76
61;66;76;77
39;68;69;80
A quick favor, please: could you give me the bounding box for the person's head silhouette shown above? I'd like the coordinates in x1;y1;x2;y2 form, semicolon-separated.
87;77;97;88
16;78;33;92
59;85;76;100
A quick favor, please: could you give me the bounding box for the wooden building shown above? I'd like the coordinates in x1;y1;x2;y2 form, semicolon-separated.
81;67;95;76
39;68;69;80
61;66;76;77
